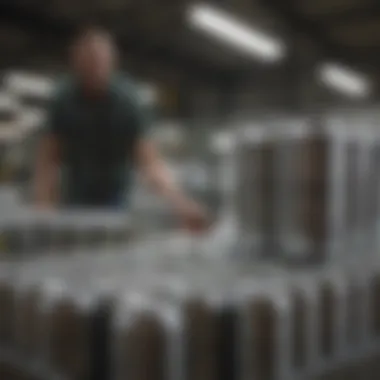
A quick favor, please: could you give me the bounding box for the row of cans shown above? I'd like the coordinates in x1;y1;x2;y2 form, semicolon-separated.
0;209;132;257
235;113;380;264
2;248;380;380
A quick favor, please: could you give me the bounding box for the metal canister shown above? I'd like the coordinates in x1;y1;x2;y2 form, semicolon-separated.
288;271;321;378
238;276;293;380
235;125;279;259
144;278;219;380
280;116;347;265
35;278;70;379
360;120;380;254
0;273;17;349
342;125;362;259
113;292;185;380
313;268;355;380
0;273;19;380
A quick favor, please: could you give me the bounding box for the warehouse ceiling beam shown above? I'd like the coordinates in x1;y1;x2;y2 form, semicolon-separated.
260;0;372;69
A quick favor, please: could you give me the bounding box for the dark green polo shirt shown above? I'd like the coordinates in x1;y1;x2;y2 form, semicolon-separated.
45;74;149;208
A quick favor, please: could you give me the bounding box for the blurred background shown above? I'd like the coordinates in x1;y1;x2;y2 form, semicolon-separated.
0;0;378;222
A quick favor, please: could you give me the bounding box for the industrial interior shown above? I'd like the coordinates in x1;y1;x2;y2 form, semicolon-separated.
1;0;380;379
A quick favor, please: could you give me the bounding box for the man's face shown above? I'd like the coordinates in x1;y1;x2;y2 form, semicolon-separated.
72;33;115;88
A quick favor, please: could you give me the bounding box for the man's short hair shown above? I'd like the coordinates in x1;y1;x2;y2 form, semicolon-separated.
71;25;113;47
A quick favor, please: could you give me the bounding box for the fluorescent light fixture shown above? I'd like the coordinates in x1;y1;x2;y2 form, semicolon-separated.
6;72;54;97
0;93;18;111
188;3;285;62
318;63;371;98
19;108;46;130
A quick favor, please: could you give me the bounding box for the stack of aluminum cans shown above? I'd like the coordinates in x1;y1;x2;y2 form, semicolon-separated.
0;209;132;259
235;112;380;265
1;244;380;380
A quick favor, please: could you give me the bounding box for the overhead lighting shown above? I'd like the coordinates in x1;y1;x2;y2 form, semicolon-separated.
19;108;46;130
5;72;54;97
317;63;371;98
187;3;285;62
0;93;19;112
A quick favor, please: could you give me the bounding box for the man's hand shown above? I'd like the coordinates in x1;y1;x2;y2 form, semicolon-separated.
174;198;211;233
34;134;60;208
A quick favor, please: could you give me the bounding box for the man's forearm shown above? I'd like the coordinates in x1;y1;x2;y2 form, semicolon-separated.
143;161;189;209
34;135;60;207
136;139;194;210
33;164;59;206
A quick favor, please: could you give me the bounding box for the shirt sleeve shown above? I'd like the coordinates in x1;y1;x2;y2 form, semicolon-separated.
123;82;152;141
131;102;151;140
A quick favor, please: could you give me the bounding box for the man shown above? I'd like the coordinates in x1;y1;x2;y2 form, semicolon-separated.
34;26;208;232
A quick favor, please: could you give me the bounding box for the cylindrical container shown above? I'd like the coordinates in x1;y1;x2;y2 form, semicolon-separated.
369;265;380;378
45;290;95;380
113;292;185;380
235;125;280;260
0;274;19;380
372;124;380;249
238;277;293;380
35;279;69;379
354;119;376;258
14;280;42;361
340;263;374;380
361;124;380;255
0;274;17;349
288;272;321;378
276;116;347;265
313;268;358;380
8;277;44;380
342;127;362;259
150;280;219;380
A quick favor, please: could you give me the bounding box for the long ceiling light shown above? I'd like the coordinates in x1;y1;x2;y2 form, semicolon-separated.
317;63;371;98
0;93;18;112
6;72;54;97
187;3;285;62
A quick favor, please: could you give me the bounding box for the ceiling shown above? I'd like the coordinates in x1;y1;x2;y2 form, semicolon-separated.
0;0;379;88
0;0;255;84
266;0;380;72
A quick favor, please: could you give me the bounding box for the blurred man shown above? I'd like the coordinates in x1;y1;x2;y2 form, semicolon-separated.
34;26;208;232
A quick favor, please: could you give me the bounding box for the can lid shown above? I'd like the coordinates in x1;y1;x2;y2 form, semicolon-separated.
41;277;66;298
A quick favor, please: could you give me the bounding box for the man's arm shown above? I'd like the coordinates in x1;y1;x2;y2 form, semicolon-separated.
135;139;189;209
33;133;61;207
135;138;209;231
124;79;209;231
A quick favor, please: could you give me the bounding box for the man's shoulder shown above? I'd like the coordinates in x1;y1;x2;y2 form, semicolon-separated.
51;76;75;103
111;73;140;103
